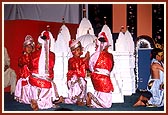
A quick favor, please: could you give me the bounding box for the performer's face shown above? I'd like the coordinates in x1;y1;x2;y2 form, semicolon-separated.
156;52;164;62
25;44;33;54
72;47;83;57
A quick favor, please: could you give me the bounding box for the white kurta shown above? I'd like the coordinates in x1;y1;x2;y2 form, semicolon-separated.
4;47;17;95
4;68;17;94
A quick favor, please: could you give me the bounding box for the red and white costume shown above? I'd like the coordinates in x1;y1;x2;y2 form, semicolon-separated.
29;31;59;109
88;32;114;108
14;35;34;104
64;40;89;104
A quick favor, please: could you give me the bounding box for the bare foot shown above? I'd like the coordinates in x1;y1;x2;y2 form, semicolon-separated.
31;99;39;111
133;100;145;107
53;96;63;104
76;101;85;106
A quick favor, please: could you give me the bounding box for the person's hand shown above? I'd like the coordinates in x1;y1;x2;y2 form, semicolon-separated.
84;51;90;60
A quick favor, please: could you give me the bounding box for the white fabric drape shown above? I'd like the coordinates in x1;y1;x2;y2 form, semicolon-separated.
76;18;95;38
115;30;134;52
54;24;71;55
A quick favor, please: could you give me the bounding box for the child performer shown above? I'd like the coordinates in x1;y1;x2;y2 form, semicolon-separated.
14;35;35;104
86;32;114;108
54;39;90;106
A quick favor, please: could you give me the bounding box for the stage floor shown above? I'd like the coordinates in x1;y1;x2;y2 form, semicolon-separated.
3;90;164;113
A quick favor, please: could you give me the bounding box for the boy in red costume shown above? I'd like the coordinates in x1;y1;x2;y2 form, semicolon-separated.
14;35;35;104
86;32;114;108
54;39;90;106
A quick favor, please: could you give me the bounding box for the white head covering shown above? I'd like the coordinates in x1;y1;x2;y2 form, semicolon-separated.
69;39;82;51
23;35;35;48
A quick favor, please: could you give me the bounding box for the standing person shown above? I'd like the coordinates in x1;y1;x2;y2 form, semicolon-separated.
86;32;114;108
14;35;35;104
28;31;59;111
4;47;17;95
133;48;164;107
53;39;90;106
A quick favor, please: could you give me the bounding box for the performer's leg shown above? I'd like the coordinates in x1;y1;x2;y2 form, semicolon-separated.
139;95;149;101
133;95;148;107
86;92;92;107
76;78;86;106
133;100;146;107
10;71;17;94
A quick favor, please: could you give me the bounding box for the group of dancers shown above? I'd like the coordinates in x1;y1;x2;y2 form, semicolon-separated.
4;28;164;111
9;30;114;110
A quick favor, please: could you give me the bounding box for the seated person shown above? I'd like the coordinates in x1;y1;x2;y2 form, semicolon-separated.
53;39;90;106
4;47;17;95
28;31;59;110
133;48;164;107
86;32;114;108
14;35;35;104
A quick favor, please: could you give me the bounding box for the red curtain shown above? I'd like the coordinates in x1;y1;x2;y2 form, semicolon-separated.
4;20;78;92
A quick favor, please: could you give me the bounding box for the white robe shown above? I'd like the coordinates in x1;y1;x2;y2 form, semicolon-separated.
4;47;17;94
